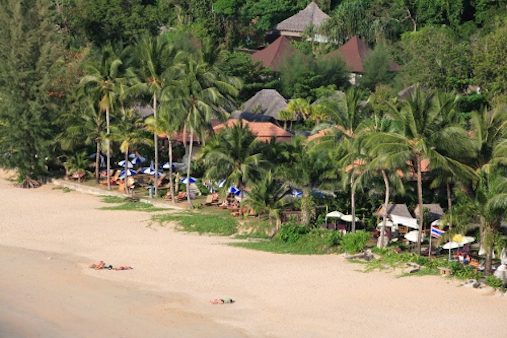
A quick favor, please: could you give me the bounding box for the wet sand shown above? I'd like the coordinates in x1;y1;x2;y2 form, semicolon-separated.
1;170;506;338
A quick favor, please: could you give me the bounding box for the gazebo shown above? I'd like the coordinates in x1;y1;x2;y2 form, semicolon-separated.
274;1;330;41
375;204;412;219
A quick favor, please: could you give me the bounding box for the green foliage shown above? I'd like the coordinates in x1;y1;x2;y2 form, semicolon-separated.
279;53;348;99
341;231;370;253
0;0;66;180
472;22;507;97
100;196;164;212
152;212;238;236
277;220;310;243
485;275;505;289
361;44;395;89
398;26;471;91
235;228;341;255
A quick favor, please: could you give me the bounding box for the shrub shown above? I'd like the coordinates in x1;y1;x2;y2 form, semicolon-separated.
485;275;505;289
277;220;309;243
341;231;371;254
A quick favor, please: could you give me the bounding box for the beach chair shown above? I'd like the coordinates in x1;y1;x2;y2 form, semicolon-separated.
204;195;214;206
176;191;187;202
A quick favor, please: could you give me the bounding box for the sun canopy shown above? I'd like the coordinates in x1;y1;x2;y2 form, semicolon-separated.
341;214;359;223
391;214;419;229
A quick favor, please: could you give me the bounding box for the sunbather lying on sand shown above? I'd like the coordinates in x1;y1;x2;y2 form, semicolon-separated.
210;298;234;304
89;261;133;271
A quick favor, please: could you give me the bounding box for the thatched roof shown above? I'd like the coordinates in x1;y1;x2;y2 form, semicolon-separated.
414;204;444;220
241;89;290;120
275;1;329;34
375;204;412;218
251;36;298;71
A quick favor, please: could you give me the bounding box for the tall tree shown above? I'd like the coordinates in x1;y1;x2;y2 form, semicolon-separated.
0;0;66;183
366;86;475;253
171;54;240;204
80;45;125;189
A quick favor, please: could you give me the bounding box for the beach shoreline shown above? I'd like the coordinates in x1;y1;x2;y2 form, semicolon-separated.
1;170;506;338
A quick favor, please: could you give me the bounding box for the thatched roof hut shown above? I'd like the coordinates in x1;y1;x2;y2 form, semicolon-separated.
414;204;444;221
275;2;329;38
240;89;290;121
375;204;412;218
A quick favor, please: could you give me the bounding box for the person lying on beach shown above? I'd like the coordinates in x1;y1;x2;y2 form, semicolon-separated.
210;298;234;304
89;261;133;271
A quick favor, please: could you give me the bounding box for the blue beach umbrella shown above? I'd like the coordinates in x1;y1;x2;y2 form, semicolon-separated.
130;154;146;165
228;186;241;196
119;169;137;179
180;177;197;185
118;160;134;168
292;189;303;198
89;153;106;168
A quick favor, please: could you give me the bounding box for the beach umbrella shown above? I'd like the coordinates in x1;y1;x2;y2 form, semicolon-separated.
292;189;303;198
162;162;175;170
341;214;360;223
217;179;226;188
119;169;137;179
404;230;421;243
228;186;241;196
89;153;106;168
442;235;475;260
325;211;344;224
131;154;146;165
118;160;133;168
180;177;197;185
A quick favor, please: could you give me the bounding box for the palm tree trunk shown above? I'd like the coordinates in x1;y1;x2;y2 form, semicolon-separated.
95;142;100;183
283;121;287;130
446;181;453;229
416;155;424;255
301;187;311;226
124;148;129;194
106;106;111;190
153;93;159;197
379;169;390;248
168;139;175;204
350;174;356;233
186;127;194;206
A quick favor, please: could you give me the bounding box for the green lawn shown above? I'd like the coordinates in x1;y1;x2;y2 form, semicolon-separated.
151;212;238;236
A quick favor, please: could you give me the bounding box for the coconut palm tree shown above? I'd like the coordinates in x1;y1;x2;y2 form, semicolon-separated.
201;121;264;197
170;54;240;205
279;109;295;130
111;109;152;194
286;98;311;121
366;86;475;254
59;96;106;182
244;171;289;233
80;45;125;190
135;34;181;197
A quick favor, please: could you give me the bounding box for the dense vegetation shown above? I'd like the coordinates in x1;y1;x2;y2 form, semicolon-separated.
1;0;507;276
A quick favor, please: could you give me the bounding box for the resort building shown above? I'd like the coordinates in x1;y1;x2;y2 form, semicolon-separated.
251;36;299;71
232;89;293;123
274;1;330;42
213;119;293;143
325;36;400;85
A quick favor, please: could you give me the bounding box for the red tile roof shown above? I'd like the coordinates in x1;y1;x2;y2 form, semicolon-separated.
213;120;293;142
251;36;298;71
325;36;400;73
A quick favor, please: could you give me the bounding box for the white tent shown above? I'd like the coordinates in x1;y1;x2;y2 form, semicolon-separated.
391;214;419;229
325;211;344;224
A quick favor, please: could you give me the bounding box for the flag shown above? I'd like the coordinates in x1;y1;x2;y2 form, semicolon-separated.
431;226;445;238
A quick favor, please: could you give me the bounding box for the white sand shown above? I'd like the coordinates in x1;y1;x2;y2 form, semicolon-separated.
1;170;506;338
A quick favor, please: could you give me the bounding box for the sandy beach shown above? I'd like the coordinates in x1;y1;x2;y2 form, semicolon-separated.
1;170;506;338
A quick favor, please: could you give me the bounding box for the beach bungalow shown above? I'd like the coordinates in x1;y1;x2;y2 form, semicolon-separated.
274;1;330;42
213;120;293;143
414;204;445;222
233;89;292;122
375;204;412;219
251;36;299;71
324;36;400;85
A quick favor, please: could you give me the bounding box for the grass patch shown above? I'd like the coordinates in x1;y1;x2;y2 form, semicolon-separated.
100;196;165;212
234;228;341;255
151;213;238;236
52;186;73;193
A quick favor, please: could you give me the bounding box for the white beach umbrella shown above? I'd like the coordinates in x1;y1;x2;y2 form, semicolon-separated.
377;220;394;227
325;211;344;224
118;160;133;168
404;230;421;243
341;214;360;223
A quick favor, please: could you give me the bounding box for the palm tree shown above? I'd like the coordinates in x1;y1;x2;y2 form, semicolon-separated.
244;171;288;233
136;34;181;197
366;86;475;253
170;54;240;205
286;98;311;121
80;45;125;190
201;121;264;197
279;109;295;130
111;109;151;194
451;170;507;274
59;96;105;182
